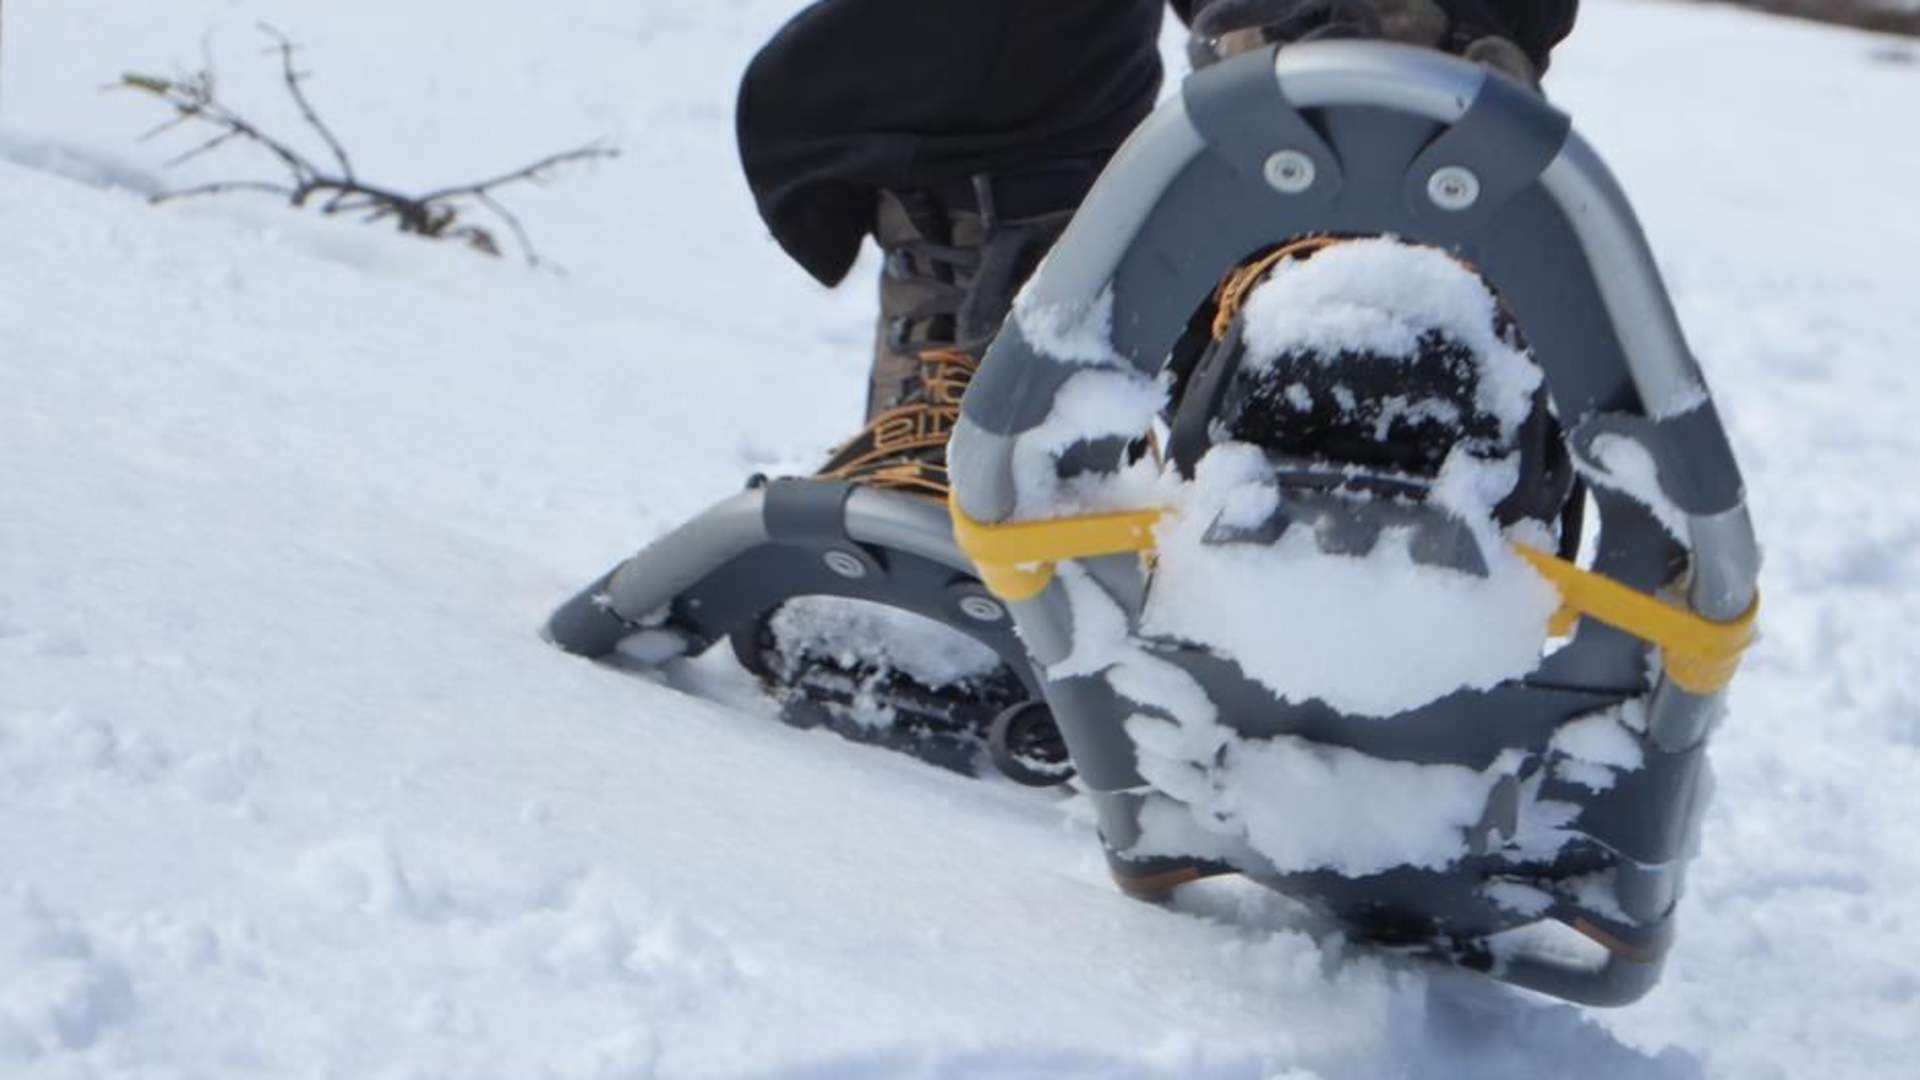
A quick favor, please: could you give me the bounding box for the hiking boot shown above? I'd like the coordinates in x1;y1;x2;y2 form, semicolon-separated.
1188;0;1538;85
817;166;1092;498
1461;34;1537;84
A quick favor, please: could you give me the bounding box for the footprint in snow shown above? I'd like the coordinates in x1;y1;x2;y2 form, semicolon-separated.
0;890;139;1063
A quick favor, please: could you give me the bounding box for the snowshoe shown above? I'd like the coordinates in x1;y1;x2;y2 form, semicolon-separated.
545;475;1073;786
945;42;1760;1006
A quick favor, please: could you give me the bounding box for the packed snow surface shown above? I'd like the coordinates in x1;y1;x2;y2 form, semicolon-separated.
4;1;1920;1078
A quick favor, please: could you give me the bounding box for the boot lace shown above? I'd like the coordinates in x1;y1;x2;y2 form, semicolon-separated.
818;348;977;498
819;232;985;499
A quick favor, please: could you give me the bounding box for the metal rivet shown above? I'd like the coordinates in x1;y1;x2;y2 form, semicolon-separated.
958;595;1005;623
1428;166;1481;211
823;550;867;579
1263;149;1316;195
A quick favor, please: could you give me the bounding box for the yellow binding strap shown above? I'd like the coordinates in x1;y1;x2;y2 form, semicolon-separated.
948;495;1160;602
1510;545;1758;695
949;495;1758;694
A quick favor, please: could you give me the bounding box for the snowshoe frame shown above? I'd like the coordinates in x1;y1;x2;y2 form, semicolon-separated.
546;477;1051;777
946;42;1760;1006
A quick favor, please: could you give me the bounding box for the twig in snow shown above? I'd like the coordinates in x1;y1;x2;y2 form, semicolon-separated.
116;25;616;266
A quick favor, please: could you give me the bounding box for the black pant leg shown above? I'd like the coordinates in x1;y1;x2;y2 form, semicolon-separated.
737;0;1165;286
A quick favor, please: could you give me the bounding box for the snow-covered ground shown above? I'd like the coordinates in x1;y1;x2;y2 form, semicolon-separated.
2;0;1916;1076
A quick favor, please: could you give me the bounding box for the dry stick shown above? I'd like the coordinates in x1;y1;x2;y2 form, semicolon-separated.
258;25;352;180
473;191;532;264
414;144;614;205
120;27;616;266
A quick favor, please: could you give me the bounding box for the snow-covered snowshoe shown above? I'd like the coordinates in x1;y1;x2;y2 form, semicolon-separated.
544;475;1072;785
946;42;1759;1006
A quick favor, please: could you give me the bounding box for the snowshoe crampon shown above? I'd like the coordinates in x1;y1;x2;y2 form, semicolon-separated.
545;477;1072;786
945;42;1759;1006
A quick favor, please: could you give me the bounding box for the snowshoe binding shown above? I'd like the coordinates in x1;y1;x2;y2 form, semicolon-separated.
944;42;1759;1006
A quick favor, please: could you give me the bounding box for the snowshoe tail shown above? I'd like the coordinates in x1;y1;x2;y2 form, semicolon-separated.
545;478;1073;785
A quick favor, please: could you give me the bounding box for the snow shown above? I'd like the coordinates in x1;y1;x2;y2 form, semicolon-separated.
1008;367;1171;516
1579;430;1693;541
1553;702;1649;771
1011;286;1126;368
1176;731;1521;877
768;596;1003;689
1237;238;1543;440
1048;565;1153;682
1551;701;1650;793
2;0;1918;1077
1139;443;1563;717
1072;452;1568;883
1482;880;1557;918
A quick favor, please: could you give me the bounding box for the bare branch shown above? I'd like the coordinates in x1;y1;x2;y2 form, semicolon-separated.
136;110;200;144
417;143;617;203
473;191;540;267
119;28;614;265
120;71;320;184
162;128;244;169
327;194;380;215
445;223;502;259
256;23;354;180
